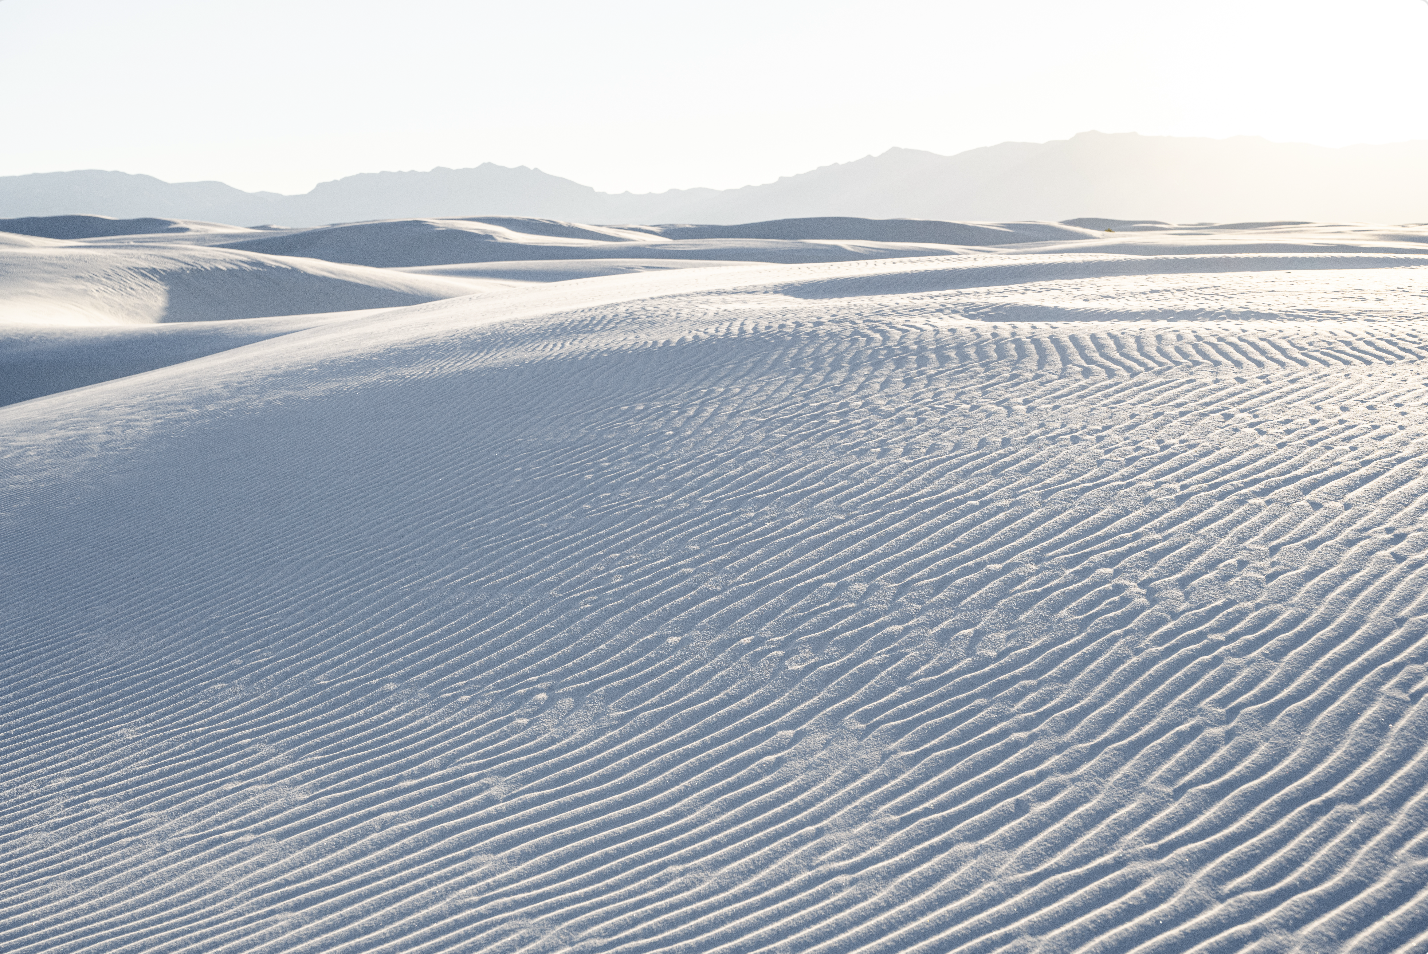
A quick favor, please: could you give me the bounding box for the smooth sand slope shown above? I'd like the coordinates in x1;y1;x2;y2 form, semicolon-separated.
0;239;505;406
0;244;496;326
0;215;257;241
0;311;397;411
6;220;1428;952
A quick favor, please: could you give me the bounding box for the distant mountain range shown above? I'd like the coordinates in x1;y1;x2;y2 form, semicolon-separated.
4;132;1428;227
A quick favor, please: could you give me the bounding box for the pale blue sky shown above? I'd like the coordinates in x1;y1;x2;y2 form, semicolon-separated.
1;0;1425;195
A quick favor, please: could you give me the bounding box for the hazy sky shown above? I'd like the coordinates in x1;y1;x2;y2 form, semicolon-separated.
2;0;1426;195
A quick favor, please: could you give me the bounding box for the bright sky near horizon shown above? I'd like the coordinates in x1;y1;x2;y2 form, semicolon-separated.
1;0;1426;196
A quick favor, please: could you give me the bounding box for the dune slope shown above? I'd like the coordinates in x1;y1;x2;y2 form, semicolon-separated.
0;311;389;409
5;248;1428;953
0;244;496;326
218;218;1002;268
0;215;238;241
0;237;511;406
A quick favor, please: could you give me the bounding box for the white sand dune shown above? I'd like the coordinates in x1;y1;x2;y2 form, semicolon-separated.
218;218;1019;268
1030;222;1428;258
0;231;67;249
219;218;668;268
627;219;1102;245
0;243;500;327
6;219;1428;952
0;237;509;404
397;259;753;284
0;215;252;241
0;311;386;409
77;226;300;249
221;217;1428;271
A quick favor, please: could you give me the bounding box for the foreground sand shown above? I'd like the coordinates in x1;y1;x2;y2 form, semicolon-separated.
5;218;1428;952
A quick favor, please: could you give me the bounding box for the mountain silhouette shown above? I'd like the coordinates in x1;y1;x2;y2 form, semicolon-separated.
3;132;1427;227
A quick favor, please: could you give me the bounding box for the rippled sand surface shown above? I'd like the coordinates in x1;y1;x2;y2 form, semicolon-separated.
6;220;1428;953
